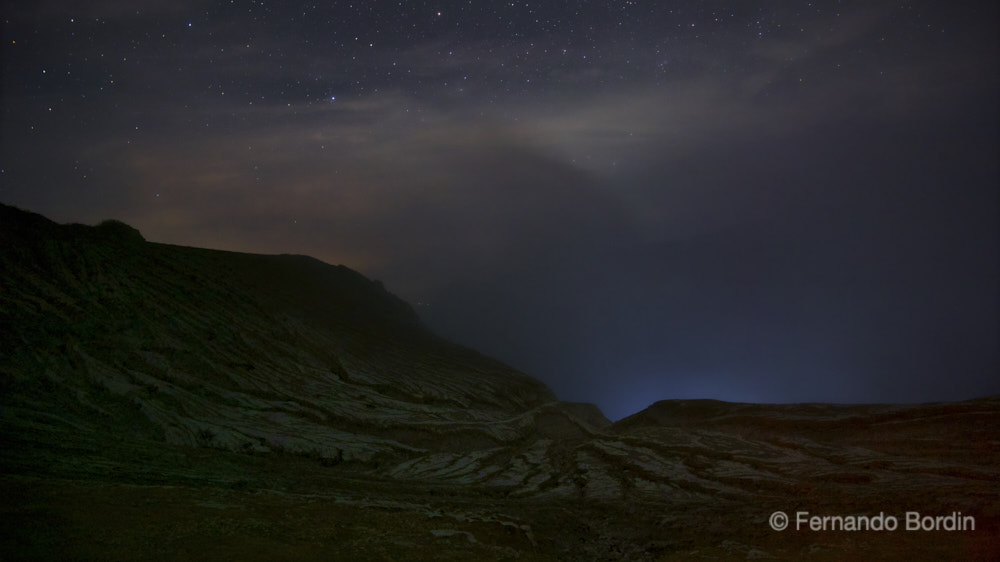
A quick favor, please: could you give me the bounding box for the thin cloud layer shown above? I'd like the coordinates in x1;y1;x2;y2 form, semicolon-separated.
2;0;997;420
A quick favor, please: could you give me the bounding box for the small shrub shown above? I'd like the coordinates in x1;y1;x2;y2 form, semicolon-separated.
230;479;251;491
319;448;345;467
195;427;216;447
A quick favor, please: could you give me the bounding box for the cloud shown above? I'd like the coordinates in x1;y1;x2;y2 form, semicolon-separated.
72;93;627;300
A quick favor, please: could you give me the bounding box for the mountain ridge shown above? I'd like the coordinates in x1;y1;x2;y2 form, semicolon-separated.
2;202;998;560
1;203;604;459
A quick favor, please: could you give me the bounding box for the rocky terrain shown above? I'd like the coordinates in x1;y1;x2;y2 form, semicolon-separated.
1;203;998;560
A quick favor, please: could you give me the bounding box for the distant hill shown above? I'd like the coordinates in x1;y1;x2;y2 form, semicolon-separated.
1;203;997;561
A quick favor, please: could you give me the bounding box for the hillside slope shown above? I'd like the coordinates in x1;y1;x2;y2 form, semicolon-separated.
0;204;606;483
1;203;997;561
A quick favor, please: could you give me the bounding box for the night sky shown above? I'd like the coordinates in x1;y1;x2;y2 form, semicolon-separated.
2;1;997;420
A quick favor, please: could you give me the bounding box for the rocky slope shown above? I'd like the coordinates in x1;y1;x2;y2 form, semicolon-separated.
1;203;998;561
1;204;604;469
